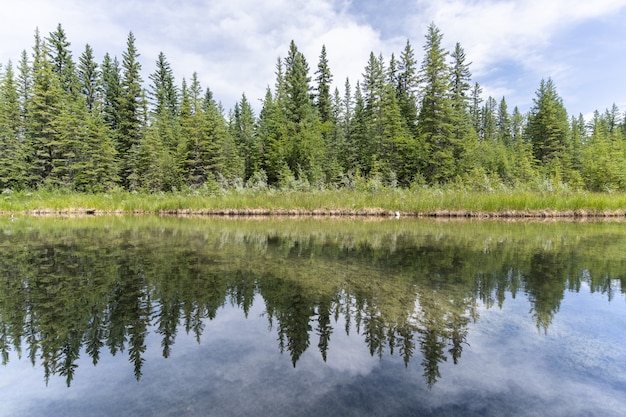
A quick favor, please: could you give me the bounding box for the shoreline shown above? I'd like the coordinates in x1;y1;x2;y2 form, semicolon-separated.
4;207;626;218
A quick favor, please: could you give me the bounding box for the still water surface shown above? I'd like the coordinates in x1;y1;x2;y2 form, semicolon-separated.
0;216;625;416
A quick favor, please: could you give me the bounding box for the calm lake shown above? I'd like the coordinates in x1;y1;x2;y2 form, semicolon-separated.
0;215;625;416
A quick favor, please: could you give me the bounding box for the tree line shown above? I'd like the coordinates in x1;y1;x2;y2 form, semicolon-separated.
1;23;625;193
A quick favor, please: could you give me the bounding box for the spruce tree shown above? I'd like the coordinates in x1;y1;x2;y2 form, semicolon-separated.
448;42;477;176
397;40;419;136
0;62;28;189
526;78;570;171
17;50;32;130
257;87;287;185
417;23;455;183
77;44;100;113
101;53;121;132
314;45;333;124
496;97;512;146
360;52;386;175
149;52;178;118
283;41;324;183
46;24;79;96
117;32;144;189
231;93;259;181
27;30;64;186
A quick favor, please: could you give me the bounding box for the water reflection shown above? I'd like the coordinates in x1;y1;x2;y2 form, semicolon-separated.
0;216;624;389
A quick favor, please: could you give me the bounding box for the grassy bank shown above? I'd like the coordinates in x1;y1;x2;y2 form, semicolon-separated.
2;188;626;217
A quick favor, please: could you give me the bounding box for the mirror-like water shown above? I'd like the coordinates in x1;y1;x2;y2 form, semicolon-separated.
0;216;625;416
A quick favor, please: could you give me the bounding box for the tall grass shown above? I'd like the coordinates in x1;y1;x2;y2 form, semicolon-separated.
1;188;626;216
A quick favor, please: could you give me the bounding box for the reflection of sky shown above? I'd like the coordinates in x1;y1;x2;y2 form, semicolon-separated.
2;290;625;417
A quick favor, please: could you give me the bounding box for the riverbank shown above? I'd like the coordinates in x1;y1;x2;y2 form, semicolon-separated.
2;189;626;218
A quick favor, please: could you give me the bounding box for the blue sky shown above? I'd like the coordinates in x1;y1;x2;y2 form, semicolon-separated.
1;0;625;119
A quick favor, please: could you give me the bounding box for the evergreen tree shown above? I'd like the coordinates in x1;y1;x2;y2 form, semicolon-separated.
77;44;100;112
46;24;79;96
283;41;324;183
257;87;286;184
480;96;497;142
511;106;524;144
496;97;512;146
417;23;455;183
526;78;571;173
101;53;122;132
346;80;367;175
360;52;387;175
448;42;477;175
231;93;259;181
469;82;483;134
569;113;586;176
117;32;144;189
314;45;333;124
581;110;626;190
0;62;28;189
323;86;346;184
397;40;419;136
149;52;178;118
27;31;64;186
178;74;232;187
17;50;32;131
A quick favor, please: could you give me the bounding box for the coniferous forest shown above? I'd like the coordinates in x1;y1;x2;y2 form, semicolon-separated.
1;23;625;195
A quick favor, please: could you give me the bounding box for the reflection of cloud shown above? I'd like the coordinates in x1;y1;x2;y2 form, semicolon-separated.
300;316;379;376
5;289;626;416
436;292;626;417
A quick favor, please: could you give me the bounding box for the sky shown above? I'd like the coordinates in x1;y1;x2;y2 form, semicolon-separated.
1;0;625;119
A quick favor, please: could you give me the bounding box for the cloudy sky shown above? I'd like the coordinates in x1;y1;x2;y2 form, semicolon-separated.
1;0;625;118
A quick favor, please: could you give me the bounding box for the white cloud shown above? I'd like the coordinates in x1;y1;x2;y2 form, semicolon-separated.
409;0;626;73
1;0;625;115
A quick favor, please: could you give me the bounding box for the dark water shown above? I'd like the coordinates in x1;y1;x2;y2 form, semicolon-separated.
0;216;625;417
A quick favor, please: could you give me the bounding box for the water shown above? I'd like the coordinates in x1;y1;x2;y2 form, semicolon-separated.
0;216;625;416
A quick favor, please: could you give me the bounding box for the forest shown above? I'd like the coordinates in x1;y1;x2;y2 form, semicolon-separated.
1;22;625;194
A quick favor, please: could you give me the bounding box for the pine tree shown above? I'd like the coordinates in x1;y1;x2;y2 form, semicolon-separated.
314;45;333;124
283;41;324;183
77;44;100;113
0;62;28;189
346;80;366;174
17;50;32;132
149;52;178;118
46;24;79;96
417;23;455;183
27;30;64;186
469;82;483;134
480;97;497;142
496;97;512;146
581;110;626;190
397;40;419;136
231;93;259;181
360;52;387;175
101;53;121;132
178;74;232;187
448;42;477;176
257;87;287;185
526;78;570;170
117;32;144;189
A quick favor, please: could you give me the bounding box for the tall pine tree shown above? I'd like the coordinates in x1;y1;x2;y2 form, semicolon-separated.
417;23;455;183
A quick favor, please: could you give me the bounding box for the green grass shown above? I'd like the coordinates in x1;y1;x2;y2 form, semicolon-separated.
1;188;626;216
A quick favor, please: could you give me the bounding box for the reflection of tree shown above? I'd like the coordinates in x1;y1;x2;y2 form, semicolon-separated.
316;296;334;362
525;251;567;332
0;218;623;387
261;278;313;367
